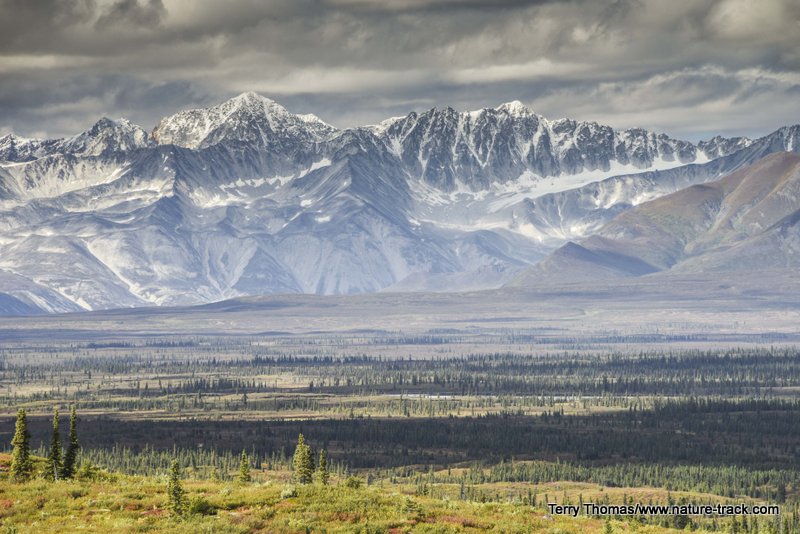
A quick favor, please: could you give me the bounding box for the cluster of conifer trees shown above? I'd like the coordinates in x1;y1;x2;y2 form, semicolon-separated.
291;433;329;485
9;405;79;482
8;408;331;519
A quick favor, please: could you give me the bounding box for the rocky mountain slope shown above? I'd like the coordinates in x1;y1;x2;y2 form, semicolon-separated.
0;92;797;314
511;151;800;286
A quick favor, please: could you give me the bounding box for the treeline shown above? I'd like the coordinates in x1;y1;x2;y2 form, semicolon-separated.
11;406;796;509
41;443;350;481
57;444;798;503
6;347;800;410
7;398;800;474
7;390;641;417
416;461;797;503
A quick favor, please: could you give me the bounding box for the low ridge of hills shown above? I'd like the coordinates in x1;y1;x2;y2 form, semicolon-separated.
511;151;800;285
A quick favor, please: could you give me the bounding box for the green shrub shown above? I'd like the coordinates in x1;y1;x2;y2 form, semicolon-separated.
280;486;297;499
75;461;109;482
402;496;425;521
188;495;216;516
69;487;88;499
344;476;363;489
255;506;276;520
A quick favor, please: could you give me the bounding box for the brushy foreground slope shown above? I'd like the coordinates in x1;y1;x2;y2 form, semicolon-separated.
0;453;768;534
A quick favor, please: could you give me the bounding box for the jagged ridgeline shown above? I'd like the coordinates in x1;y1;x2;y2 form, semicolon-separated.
0;92;798;313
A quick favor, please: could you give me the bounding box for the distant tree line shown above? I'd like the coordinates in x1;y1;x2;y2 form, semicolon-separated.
7;348;800;412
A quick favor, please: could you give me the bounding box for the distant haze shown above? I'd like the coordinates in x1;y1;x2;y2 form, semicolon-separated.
0;0;799;140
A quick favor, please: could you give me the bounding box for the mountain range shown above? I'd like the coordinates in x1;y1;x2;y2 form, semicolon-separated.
0;92;798;315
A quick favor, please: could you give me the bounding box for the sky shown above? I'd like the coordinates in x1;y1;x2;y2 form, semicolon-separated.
0;0;798;140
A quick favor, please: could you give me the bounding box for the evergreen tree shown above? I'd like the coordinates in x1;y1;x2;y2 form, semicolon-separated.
47;408;63;480
9;408;33;482
292;434;314;484
315;449;329;485
238;450;251;483
777;482;787;503
60;405;80;479
167;460;186;517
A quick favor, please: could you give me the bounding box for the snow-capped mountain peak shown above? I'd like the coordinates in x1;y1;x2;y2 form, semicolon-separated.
151;92;338;149
230;90;273;104
0;134;47;162
496;100;532;116
297;113;333;128
62;117;150;157
218;91;287;120
0;118;149;162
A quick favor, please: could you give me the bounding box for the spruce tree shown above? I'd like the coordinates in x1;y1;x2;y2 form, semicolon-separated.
238;450;251;483
292;434;305;481
167;460;186;516
47;408;63;480
292;434;314;484
307;444;315;474
9;408;33;482
315;449;329;485
61;405;79;479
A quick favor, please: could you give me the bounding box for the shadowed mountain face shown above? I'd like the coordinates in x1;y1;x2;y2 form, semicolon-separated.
512;152;800;286
0;92;798;314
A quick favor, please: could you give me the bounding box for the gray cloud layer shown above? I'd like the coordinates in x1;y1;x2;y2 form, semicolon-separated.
0;0;798;139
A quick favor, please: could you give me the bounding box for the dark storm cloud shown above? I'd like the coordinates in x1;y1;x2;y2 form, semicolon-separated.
0;0;798;139
0;0;96;52
322;0;560;13
96;0;166;28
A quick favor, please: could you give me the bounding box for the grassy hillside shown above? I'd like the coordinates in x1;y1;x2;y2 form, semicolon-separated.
0;453;766;533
